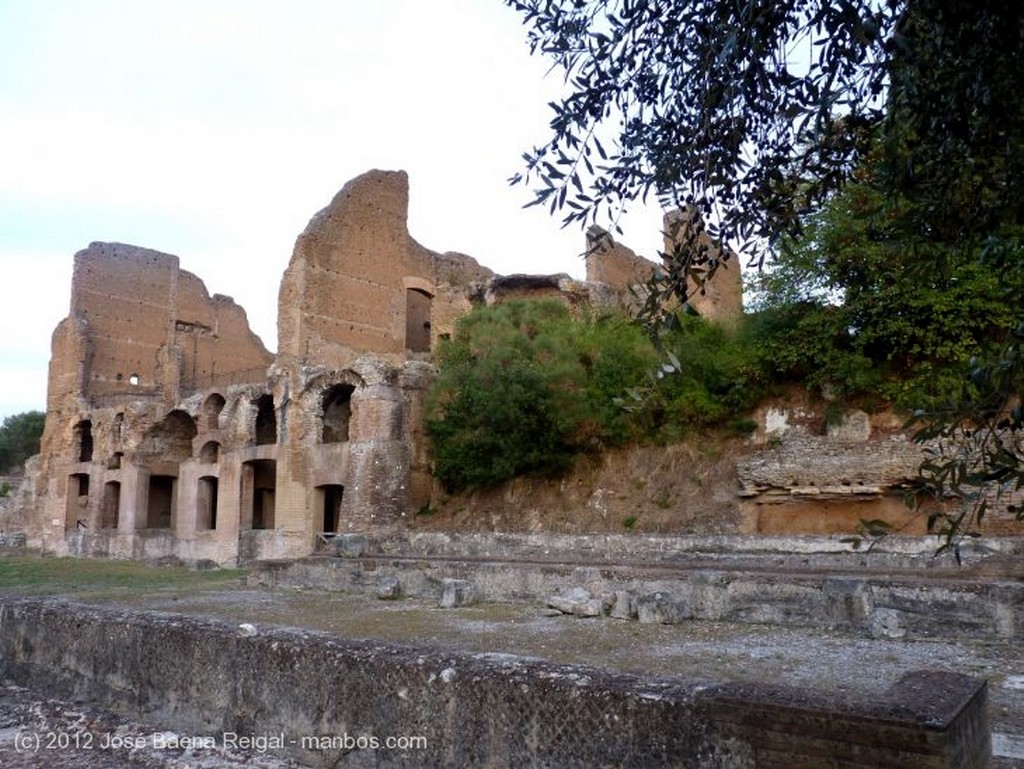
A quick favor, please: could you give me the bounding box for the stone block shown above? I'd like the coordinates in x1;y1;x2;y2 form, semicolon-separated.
333;533;368;558
439;578;478;609
546;587;604;618
823;577;872;628
637;592;692;624
869;607;906;639
376;576;402;600
609;591;637;620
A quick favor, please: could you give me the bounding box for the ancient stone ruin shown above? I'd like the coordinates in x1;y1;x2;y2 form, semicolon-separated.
10;170;742;566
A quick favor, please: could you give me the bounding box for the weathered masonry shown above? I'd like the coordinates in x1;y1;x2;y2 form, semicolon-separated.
20;170;744;566
0;597;992;769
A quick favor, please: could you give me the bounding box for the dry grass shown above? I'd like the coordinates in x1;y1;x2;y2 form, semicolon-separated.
415;435;749;535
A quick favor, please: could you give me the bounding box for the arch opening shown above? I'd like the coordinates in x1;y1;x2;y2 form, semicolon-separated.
254;394;277;446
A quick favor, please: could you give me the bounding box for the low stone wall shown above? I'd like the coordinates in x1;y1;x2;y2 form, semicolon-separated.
253;546;1024;642
373;531;1024;570
0;597;990;768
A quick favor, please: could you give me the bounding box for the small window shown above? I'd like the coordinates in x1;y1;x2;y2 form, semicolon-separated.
405;288;433;353
322;385;355;444
202;394;226;430
74;420;93;462
199;441;220;464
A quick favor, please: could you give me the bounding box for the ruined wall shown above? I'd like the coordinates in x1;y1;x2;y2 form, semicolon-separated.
19;173;477;564
585;211;744;326
16;171;552;564
586;225;657;295
0;597;992;769
270;171;498;548
663;208;744;327
738;406;918;535
483;272;613;312
26;242;276;559
268;355;433;547
59;243;271;404
737;405;1024;537
278;172;412;367
277;170;493;371
406;242;492;354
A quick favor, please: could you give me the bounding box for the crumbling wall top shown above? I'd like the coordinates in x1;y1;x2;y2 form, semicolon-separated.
52;241;272;408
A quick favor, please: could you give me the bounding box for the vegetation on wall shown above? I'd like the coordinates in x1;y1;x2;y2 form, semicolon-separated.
427;301;651;491
426;300;769;491
749;168;1024;413
617;314;768;442
505;0;1024;542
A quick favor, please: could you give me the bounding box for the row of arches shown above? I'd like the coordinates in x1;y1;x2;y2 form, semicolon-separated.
67;468;343;536
64;379;363;544
72;381;359;468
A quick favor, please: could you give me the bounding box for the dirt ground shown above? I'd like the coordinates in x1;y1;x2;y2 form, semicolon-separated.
413;438;747;535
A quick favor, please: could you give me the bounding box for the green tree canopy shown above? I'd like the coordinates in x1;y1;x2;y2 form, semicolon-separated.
750;161;1024;410
427;301;656;490
508;0;1024;544
507;0;1024;314
0;411;45;473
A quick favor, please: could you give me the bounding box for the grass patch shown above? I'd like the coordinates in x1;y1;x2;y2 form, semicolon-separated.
0;554;244;598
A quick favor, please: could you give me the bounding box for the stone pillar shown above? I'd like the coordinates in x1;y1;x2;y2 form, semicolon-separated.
119;465;149;532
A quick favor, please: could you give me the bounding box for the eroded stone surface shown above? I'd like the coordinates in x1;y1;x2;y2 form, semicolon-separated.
0;596;994;769
584;208;744;327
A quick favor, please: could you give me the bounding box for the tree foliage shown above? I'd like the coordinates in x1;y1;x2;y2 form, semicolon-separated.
879;4;1024;243
0;411;45;474
426;301;768;491
508;0;888;293
908;326;1024;555
751;167;1024;411
507;0;1024;314
426;301;656;490
509;0;1024;541
618;314;769;441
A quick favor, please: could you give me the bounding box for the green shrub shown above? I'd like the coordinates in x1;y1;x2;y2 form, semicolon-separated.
623;313;771;442
427;301;656;491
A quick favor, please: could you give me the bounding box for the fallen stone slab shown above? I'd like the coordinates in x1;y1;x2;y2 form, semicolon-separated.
637;591;693;624
546;587;604;617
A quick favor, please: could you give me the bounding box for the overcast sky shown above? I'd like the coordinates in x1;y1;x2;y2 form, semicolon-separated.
0;0;668;422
